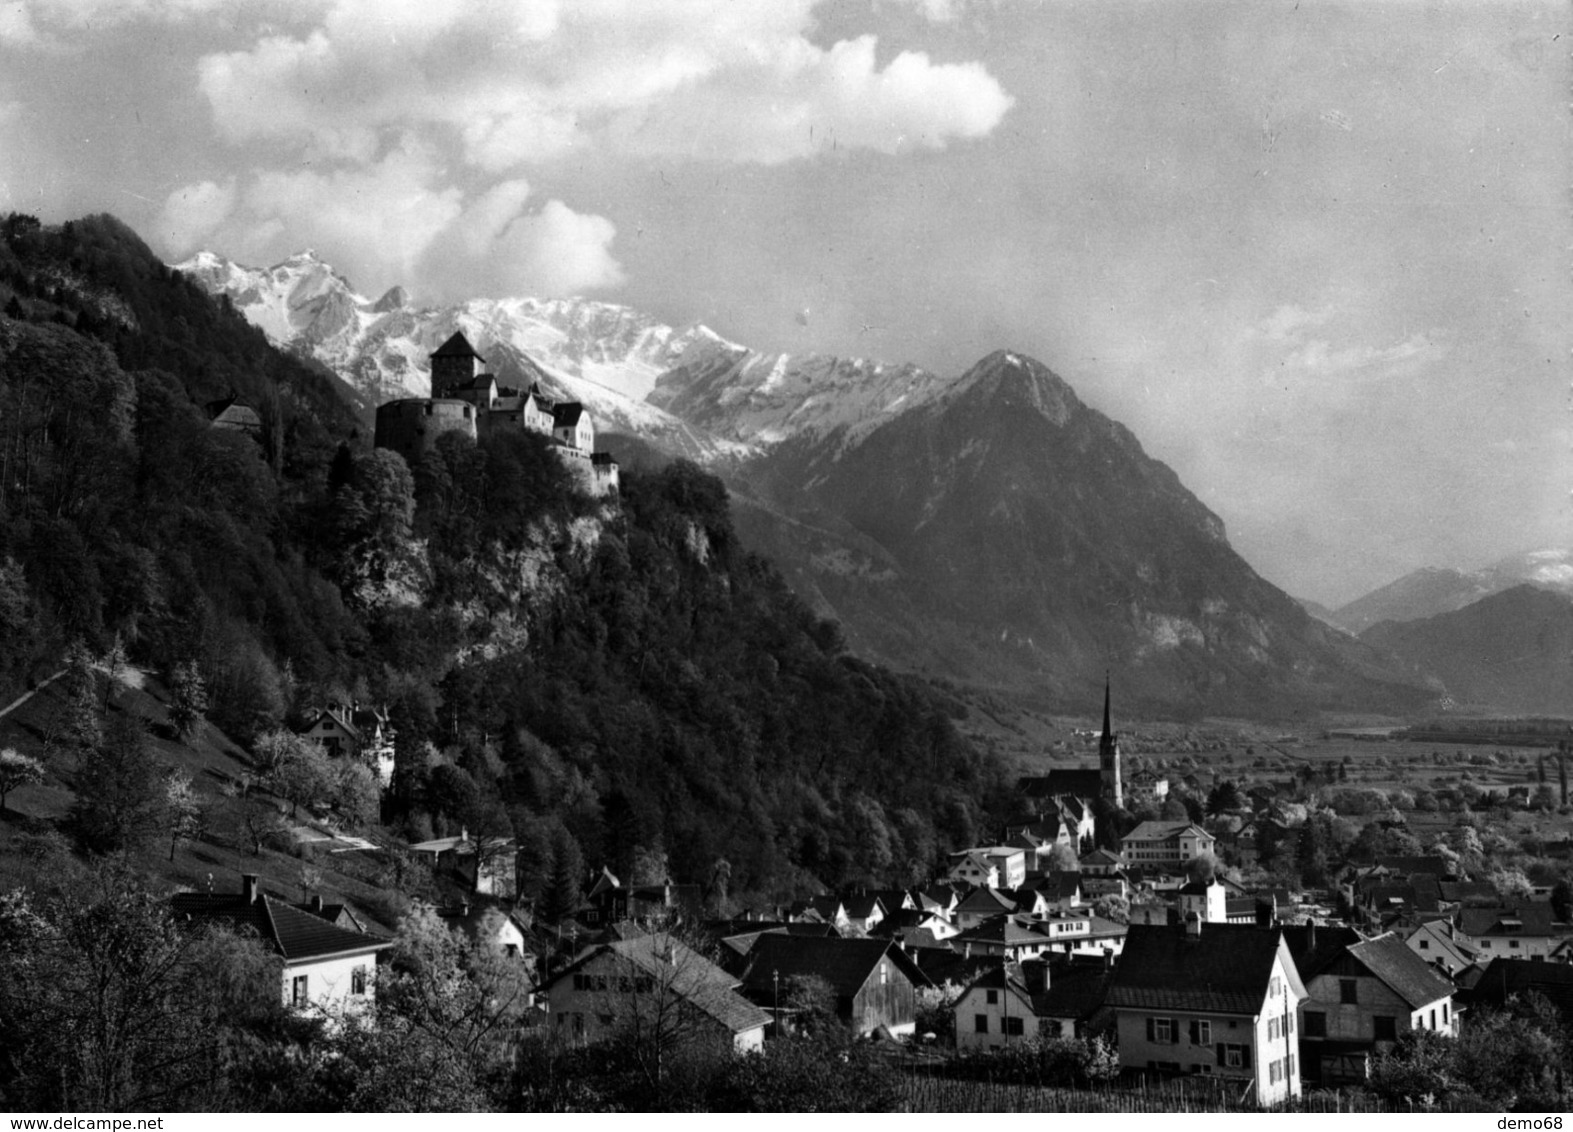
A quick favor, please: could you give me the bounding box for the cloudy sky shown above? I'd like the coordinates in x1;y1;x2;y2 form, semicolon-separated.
1;0;1567;605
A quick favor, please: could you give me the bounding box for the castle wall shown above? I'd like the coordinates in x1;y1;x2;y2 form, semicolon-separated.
374;398;478;467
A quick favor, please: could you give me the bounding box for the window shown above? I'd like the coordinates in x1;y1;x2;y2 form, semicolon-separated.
986;989;999;1005
1443;1003;1449;1024
1189;1020;1212;1046
1304;1010;1326;1039
1005;1016;1025;1036
351;966;368;996
1340;979;1358;1005
292;975;309;1008
1419;939;1430;950
1224;1045;1244;1069
975;1014;989;1034
1270;977;1281;998
1429;1008;1437;1030
1268;1017;1278;1041
1373;1015;1397;1042
1152;1017;1175;1044
1510;940;1521;949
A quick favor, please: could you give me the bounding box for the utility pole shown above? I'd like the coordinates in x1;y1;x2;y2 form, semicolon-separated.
773;968;781;1037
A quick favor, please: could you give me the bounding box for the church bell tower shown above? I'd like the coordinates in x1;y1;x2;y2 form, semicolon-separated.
1099;674;1123;807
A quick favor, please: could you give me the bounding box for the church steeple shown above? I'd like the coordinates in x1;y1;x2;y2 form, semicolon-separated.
1099;672;1122;807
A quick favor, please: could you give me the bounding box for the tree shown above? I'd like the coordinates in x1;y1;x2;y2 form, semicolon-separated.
61;639;101;751
0;876;291;1111
100;633;126;711
252;729;331;818
1206;779;1243;816
369;902;533;1108
1090;893;1131;924
1043;841;1080;873
541;824;584;923
164;767;206;861
166;660;209;742
70;714;164;854
1185;851;1220;884
330;758;380;828
0;747;45;813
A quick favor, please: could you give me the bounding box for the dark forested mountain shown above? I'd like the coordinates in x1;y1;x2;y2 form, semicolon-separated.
1360;585;1573;715
0;211;1003;904
725;351;1430;717
184;249;1434;719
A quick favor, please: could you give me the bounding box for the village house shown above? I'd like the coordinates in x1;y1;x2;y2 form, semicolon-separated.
1119;821;1217;870
1453;903;1572;960
579;869;703;928
542;933;769;1052
411;827;517;897
738;935;928;1037
1286;925;1457;1087
953;958;1115;1049
297;702;395;786
205;393;263;437
953;887;1019;932
1106;917;1306;1105
172;874;391;1014
1176;879;1228;924
951;915;1055;962
948;846;1026;890
1404;918;1479;979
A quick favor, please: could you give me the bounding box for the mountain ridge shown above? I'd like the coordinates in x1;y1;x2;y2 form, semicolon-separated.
177;246;1436;717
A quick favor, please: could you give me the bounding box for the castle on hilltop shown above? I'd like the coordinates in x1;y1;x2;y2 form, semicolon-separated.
373;331;619;496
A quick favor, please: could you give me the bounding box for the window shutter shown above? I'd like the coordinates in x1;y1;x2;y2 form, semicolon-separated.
1147;1017;1155;1041
1216;1043;1225;1066
1190;1020;1200;1045
1240;1044;1251;1069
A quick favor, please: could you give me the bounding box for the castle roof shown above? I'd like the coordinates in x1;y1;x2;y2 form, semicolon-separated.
432;330;484;360
552;402;586;427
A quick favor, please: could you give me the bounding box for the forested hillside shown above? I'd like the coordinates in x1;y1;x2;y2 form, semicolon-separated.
0;212;1004;904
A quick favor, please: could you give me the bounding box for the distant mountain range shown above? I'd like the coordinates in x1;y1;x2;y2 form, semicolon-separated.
1361;585;1573;715
1326;550;1573;635
178;250;1437;717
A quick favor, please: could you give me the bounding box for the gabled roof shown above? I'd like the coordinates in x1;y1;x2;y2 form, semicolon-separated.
1280;922;1364;981
841;894;886;920
1018;769;1103;801
953;916;1051;948
1459;957;1573;1020
545;934;770;1035
1347;932;1455;1009
738;935;931;998
1107;923;1297;1016
1458;904;1565;939
955;888;1016;917
1373;855;1453;877
432;330;484;360
1081;848;1126;868
1035;961;1114;1021
552;401;586;427
172;889;390;963
1123;821;1210;843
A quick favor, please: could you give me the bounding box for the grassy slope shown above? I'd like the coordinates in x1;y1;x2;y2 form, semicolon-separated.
0;671;411;931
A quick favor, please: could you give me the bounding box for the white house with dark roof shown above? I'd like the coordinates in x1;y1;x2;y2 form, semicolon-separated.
1292;929;1456;1087
1404;918;1478;978
1107;917;1305;1105
1454;904;1571;960
1120;821;1216;870
543;933;769;1052
171;874;391;1014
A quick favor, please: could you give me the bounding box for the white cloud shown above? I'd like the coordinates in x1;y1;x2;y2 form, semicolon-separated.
1249;304;1446;390
193;0;1013;168
156;177;235;254
160;148;622;300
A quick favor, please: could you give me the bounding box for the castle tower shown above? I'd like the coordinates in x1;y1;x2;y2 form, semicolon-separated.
429;331;485;398
1098;675;1122;807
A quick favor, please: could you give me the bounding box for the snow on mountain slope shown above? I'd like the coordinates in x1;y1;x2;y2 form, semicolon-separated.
176;248;959;461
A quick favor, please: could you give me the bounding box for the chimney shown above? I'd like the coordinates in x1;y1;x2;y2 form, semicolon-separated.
1021;958;1050;994
1184;910;1202;939
310;894;323;912
241;874;259;904
1306;919;1317;954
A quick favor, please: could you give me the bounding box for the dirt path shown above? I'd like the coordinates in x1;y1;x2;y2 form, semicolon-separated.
0;669;65;722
